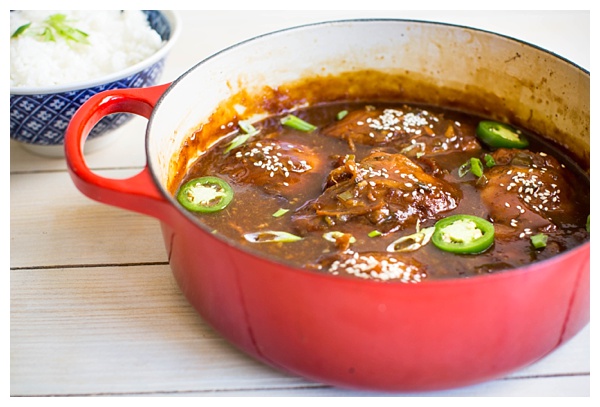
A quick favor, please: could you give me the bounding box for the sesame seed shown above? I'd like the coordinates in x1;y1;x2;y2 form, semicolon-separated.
328;251;423;282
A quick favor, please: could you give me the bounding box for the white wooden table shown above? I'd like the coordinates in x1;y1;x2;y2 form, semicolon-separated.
10;10;591;397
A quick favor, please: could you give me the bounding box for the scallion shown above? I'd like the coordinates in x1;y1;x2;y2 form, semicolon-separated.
458;160;471;178
11;22;31;38
470;157;484;178
586;215;590;233
337;190;354;202
224;134;250;153
323;231;357;244
46;13;89;44
224;120;260;153
336;110;348;120
244;231;302;243
386;227;435;253
39;27;55;42
484;154;496;167
280;114;317;132
11;14;90;44
272;208;289;218
530;233;548;249
459;157;485;178
238;119;258;135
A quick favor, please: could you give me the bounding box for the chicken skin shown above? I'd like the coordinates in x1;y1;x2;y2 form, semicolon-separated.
292;151;460;234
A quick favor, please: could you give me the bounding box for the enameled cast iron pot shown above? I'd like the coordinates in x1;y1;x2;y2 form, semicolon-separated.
65;20;590;392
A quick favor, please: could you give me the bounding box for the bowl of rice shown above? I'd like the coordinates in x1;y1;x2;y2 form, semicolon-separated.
10;10;180;157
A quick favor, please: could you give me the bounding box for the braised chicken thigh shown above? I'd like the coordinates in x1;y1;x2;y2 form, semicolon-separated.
322;105;480;157
292;151;459;234
192;138;322;198
478;148;586;239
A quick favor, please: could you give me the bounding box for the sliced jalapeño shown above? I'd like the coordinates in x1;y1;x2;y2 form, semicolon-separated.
176;176;234;213
476;120;529;149
431;214;495;254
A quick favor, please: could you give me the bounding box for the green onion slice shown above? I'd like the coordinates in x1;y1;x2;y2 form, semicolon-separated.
387;227;435;253
272;208;289;218
13;14;90;44
368;230;382;238
530;233;548;249
458;160;471;178
39;27;55;42
336;110;348;120
224;120;260;153
586;215;590;233
46;13;89;44
323;231;357;244
484;154;496;167
470;157;484;177
224;134;250;153
337;190;354;202
459;157;485;178
244;231;302;243
238;119;258;135
280;114;317;132
11;22;31;38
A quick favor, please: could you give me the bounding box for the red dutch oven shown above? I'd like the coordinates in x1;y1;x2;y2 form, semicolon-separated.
65;20;590;392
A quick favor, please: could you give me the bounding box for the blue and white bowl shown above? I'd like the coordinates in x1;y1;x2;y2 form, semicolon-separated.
10;10;181;157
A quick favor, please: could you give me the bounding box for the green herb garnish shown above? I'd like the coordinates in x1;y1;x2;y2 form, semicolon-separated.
323;231;357;244
243;231;302;243
386;226;435;253
530;233;548;249
336;110;348;120
280;114;317;132
238;119;258;135
470;157;484;178
11;13;89;44
43;13;89;43
483;154;496;167
586;215;590;233
368;230;382;238
272;208;290;218
224;120;260;153
11;22;31;38
458;157;485;178
337;190;354;202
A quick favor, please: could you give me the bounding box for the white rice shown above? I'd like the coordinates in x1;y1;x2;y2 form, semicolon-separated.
10;10;164;88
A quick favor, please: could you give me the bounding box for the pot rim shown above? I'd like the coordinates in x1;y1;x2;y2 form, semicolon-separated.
146;18;590;286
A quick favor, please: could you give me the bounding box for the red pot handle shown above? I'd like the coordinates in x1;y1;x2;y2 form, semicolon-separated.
65;83;176;223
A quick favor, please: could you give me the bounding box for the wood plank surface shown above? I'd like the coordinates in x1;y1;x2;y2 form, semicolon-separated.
9;265;591;396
